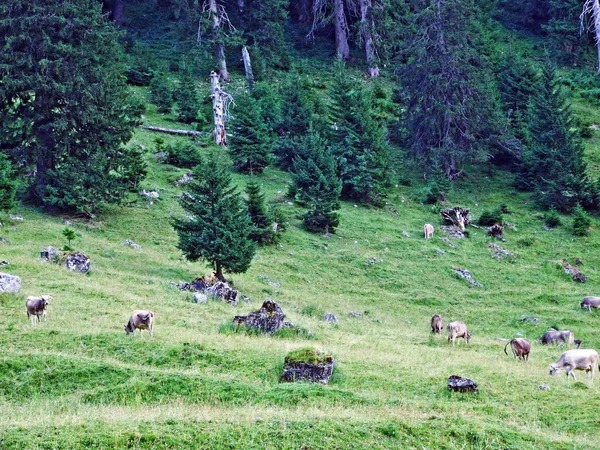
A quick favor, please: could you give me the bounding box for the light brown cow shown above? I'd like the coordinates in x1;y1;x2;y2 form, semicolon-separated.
581;296;600;313
124;310;155;337
430;314;444;334
424;224;434;239
549;349;599;381
447;321;471;346
540;329;574;347
25;295;52;324
504;338;530;361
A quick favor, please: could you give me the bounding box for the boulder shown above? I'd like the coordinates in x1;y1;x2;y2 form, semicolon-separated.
454;267;482;288
232;298;285;334
280;348;334;384
9;214;23;221
0;272;20;294
62;252;91;274
120;240;142;250
448;375;478;393
193;292;208;304
206;281;240;306
41;246;60;262
323;313;338;323
538;384;551;391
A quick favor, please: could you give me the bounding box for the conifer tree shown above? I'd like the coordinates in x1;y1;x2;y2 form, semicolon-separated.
329;63;390;205
0;0;144;213
245;180;275;244
150;75;174;114
0;154;16;213
521;62;594;211
172;153;256;281
229;94;271;173
175;76;201;124
292;131;342;233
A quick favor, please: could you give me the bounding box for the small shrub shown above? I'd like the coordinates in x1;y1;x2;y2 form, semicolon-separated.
573;203;591;236
478;207;503;226
166;142;203;168
544;207;561;228
517;236;537;247
62;227;76;251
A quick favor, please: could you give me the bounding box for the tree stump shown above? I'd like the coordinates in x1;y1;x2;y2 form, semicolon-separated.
232;298;285;333
440;207;471;230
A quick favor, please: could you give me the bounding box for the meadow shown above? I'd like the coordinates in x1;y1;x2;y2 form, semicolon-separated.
2;87;600;448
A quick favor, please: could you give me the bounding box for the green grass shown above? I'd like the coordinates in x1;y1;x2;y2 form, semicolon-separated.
4;82;600;448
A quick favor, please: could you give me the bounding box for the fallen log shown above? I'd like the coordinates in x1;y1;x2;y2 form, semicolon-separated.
140;125;205;137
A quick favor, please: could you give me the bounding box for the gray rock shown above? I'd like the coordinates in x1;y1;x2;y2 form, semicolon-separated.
348;311;363;318
40;247;60;262
120;240;142;250
9;214;23;221
62;252;91;274
64;220;72;226
0;261;8;267
539;384;551;391
176;173;193;186
435;248;446;255
0;272;21;293
232;298;286;334
323;313;338;323
521;315;540;324
454;267;482;288
448;375;478;393
242;295;253;303
402;231;411;238
206;281;240;306
280;349;334;384
193;293;208;304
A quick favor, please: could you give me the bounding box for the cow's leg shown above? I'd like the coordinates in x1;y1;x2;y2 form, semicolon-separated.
589;305;592;313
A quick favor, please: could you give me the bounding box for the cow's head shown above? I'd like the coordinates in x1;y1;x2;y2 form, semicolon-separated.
549;365;559;376
41;295;52;307
124;321;135;334
466;332;472;344
575;339;582;348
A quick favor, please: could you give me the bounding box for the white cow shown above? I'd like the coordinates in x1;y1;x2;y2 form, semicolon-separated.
447;321;471;346
424;224;434;239
124;310;155;337
580;296;600;313
549;349;599;381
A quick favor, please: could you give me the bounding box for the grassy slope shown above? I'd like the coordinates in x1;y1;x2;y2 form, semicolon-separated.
3;86;600;449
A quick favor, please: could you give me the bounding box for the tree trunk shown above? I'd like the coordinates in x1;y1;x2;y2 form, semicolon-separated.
593;0;600;74
209;0;230;81
215;261;224;281
241;47;254;90
140;125;205;137
210;71;227;146
112;0;124;26
334;0;350;60
359;0;379;77
237;0;245;12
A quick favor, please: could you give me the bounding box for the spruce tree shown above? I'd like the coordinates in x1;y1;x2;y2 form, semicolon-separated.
175;76;201;124
521;62;593;211
292;131;342;233
229;94;271;174
0;0;144;213
245;180;275;244
150;75;174;115
329;63;390;205
0;154;16;213
399;0;499;179
172;153;256;281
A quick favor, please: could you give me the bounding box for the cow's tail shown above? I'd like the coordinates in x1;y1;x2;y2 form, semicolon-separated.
504;341;511;356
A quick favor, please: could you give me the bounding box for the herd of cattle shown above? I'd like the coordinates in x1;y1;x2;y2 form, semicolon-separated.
431;296;600;382
23;291;600;382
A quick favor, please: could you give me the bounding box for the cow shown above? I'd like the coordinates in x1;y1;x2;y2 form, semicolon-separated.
25;295;52;324
540;329;574;347
124;310;155;337
580;296;600;313
504;338;530;361
424;224;434;239
549;349;599;381
447;321;471;346
430;314;444;334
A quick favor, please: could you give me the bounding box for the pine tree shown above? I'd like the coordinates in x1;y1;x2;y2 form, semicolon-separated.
521;62;594;211
292;131;342;233
172;153;256;281
245;180;275;244
0;154;16;213
329;63;390;205
229;94;271;174
175;76;201;124
0;0;144;213
150;75;174;115
399;0;499;179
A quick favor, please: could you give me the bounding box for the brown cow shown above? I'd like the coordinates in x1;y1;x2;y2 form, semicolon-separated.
430;314;444;334
549;349;599;381
540;329;574;347
124;310;155;337
504;338;530;361
447;321;471;346
581;296;600;313
25;295;52;324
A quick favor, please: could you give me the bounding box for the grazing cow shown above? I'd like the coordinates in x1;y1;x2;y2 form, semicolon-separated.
447;321;471;346
124;310;155;337
504;338;530;361
540;329;574;347
580;296;600;313
549;349;599;381
25;295;52;324
424;224;434;239
575;339;583;349
430;314;444;334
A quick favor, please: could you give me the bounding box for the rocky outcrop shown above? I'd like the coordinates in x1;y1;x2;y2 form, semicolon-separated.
120;240;141;250
232;298;285;334
40;246;60;262
0;272;21;294
177;276;240;305
448;375;478;393
280;348;334;384
454;267;482;288
62;252;91;274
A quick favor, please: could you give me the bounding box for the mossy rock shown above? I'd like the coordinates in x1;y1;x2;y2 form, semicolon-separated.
280;347;334;384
